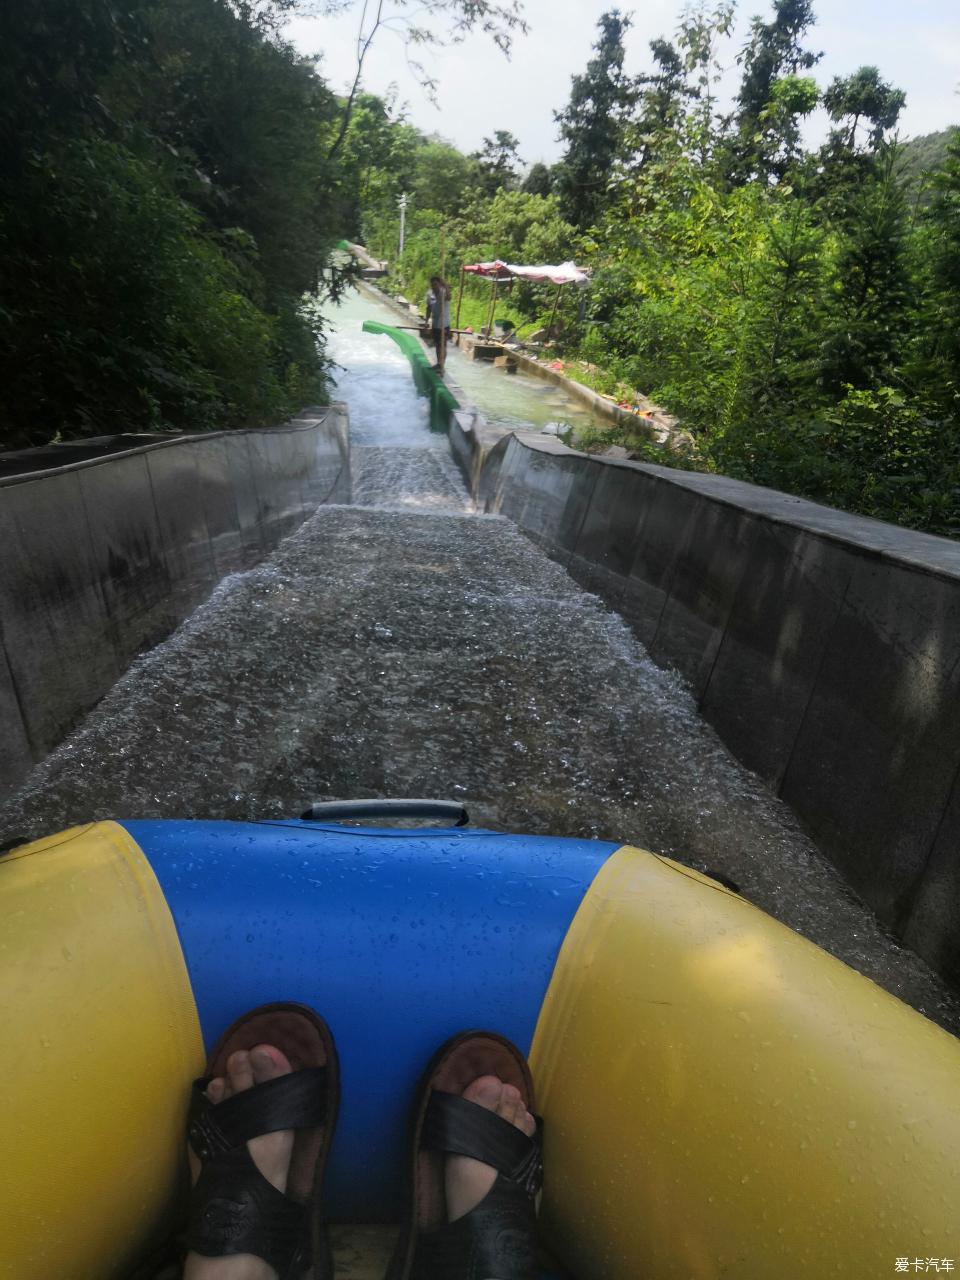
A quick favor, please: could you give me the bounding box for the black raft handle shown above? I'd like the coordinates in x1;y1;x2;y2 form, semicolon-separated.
300;798;469;827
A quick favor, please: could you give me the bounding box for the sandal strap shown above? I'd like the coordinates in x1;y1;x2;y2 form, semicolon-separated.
410;1177;540;1280
422;1092;544;1196
187;1145;306;1276
188;1067;328;1162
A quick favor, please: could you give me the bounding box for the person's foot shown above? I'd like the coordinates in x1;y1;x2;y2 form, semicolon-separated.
184;1045;295;1280
444;1075;537;1223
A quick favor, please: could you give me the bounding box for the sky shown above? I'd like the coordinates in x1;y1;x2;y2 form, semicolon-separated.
286;0;960;167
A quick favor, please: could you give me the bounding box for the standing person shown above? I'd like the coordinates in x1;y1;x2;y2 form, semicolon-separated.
425;275;452;374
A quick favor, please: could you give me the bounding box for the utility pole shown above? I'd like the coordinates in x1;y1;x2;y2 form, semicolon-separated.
398;193;408;257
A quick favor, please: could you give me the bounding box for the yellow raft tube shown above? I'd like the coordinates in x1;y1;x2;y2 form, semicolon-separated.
2;810;958;1279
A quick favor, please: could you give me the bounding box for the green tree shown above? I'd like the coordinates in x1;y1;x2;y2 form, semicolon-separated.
462;189;575;265
630;38;692;172
0;137;319;447
361;130;479;266
823;65;906;153
522;162;554;196
393;189;576;325
819;146;910;394
554;9;636;228
0;0;149;165
0;0;333;447
144;0;340;297
472;130;523;196
407;137;479;214
918;128;960;407
328;93;412;239
722;0;821;184
813;65;906;231
674;1;735;168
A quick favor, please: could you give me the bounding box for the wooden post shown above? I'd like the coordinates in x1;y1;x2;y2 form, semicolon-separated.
455;267;465;332
548;282;565;339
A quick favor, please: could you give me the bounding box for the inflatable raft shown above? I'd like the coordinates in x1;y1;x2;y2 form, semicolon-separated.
3;800;960;1279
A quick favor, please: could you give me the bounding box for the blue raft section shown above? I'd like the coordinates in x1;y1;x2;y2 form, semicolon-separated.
123;818;617;1218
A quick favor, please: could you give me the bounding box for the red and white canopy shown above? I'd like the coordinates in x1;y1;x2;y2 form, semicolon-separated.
461;260;590;285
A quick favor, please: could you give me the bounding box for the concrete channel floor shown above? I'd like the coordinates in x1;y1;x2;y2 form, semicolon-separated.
2;499;959;1036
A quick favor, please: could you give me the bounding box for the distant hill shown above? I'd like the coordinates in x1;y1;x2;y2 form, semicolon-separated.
898;127;959;203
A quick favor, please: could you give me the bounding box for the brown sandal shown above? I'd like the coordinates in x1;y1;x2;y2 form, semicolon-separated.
186;1002;339;1279
388;1030;543;1280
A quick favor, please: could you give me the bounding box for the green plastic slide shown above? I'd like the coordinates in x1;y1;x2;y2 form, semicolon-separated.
362;320;460;432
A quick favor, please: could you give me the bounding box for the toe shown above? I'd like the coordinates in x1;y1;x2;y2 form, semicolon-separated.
498;1083;536;1135
462;1074;504;1111
205;1076;226;1105
227;1049;254;1094
461;1075;536;1133
250;1043;292;1084
464;1076;536;1137
498;1082;522;1118
502;1086;528;1132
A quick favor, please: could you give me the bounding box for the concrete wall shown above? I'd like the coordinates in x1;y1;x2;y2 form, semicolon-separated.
479;432;960;987
0;408;349;798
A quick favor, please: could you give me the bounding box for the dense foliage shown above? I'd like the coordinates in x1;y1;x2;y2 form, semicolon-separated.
365;2;960;537
0;0;524;448
573;8;960;536
0;0;338;447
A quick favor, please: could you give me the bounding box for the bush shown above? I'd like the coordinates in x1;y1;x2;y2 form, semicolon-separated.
715;386;960;534
0;138;325;446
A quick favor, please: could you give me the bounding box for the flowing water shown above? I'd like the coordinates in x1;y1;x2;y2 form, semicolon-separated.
443;337;609;436
3;287;958;1034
